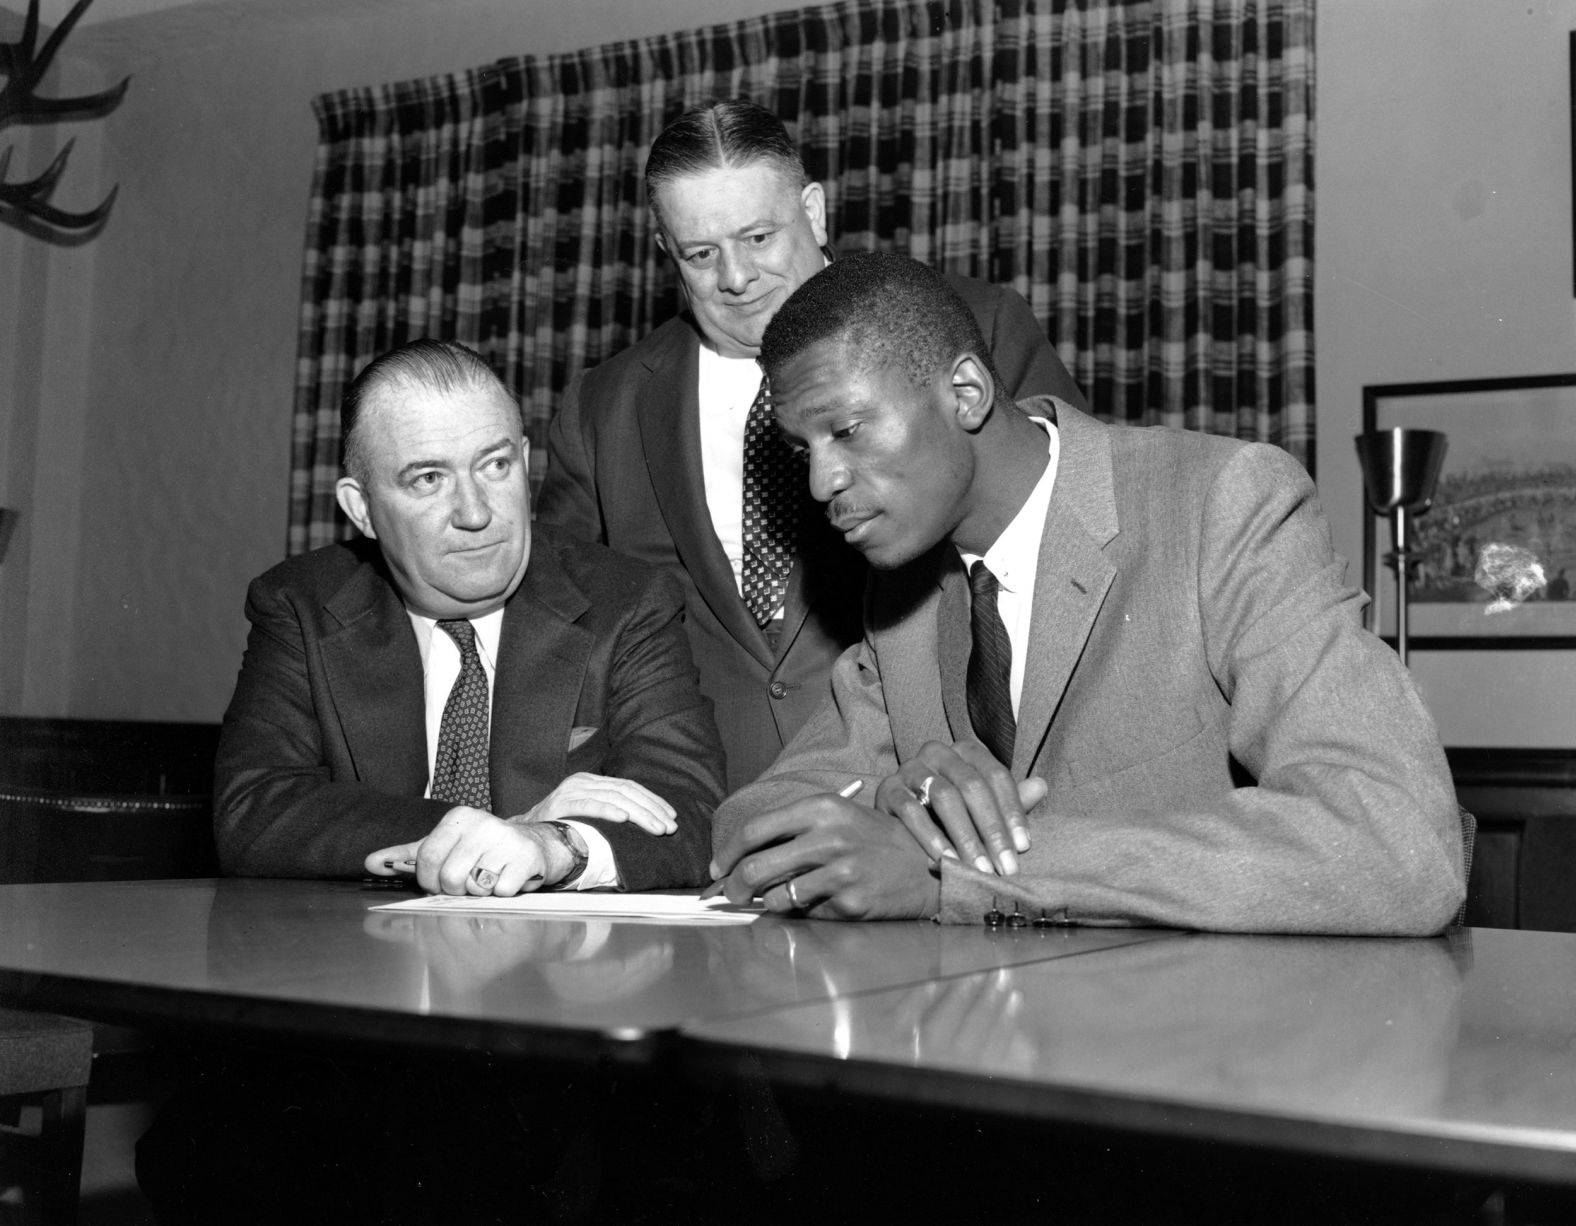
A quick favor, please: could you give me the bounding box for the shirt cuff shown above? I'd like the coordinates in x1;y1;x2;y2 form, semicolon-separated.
561;821;619;890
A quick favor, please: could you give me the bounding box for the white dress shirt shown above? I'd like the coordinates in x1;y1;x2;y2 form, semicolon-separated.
407;609;615;889
695;254;829;619
696;343;766;601
955;417;1060;715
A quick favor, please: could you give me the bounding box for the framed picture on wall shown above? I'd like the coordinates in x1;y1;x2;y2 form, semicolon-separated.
1362;374;1576;646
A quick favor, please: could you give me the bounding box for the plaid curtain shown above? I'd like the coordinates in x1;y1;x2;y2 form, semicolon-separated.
289;0;1314;553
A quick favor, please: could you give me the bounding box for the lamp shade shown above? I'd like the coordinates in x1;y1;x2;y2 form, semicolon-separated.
1355;428;1448;515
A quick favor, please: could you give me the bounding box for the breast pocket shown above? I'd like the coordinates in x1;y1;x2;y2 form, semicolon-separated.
565;725;611;773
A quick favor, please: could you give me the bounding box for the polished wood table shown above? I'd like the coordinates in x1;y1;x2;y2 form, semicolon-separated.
9;879;1576;1197
684;925;1576;1187
0;877;1173;1063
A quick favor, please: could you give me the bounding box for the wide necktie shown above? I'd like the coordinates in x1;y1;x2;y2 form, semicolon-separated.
430;619;491;811
741;374;798;627
967;561;1017;768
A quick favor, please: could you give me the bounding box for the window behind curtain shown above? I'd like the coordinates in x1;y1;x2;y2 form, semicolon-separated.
289;0;1314;554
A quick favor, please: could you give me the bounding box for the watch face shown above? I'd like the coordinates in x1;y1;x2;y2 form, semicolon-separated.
545;821;589;886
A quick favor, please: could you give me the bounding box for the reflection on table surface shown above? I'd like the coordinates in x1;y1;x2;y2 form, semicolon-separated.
0;877;1175;1047
685;926;1576;1177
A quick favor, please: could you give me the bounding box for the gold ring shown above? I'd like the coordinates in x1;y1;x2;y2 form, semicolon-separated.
471;866;499;890
785;877;804;910
916;775;935;807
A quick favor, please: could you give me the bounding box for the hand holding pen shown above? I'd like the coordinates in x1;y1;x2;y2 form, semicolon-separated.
706;778;944;920
700;779;861;905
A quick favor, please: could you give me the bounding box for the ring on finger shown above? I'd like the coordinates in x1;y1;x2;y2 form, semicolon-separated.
785;876;804;911
915;775;936;807
470;865;500;891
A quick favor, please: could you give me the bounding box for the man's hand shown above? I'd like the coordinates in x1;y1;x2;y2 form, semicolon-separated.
365;806;579;895
709;793;941;920
873;740;1047;875
513;773;677;835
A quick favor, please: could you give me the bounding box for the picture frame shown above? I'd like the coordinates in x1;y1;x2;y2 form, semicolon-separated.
1361;374;1576;648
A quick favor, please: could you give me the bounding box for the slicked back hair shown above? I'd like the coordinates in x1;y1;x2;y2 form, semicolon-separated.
645;98;809;231
340;339;515;485
760;250;1008;396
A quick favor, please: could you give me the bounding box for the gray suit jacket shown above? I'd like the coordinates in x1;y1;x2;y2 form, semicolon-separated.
214;527;724;890
715;401;1466;934
537;275;1085;792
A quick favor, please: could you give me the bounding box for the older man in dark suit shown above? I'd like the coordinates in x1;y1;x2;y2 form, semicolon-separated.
215;338;722;893
537;99;1086;791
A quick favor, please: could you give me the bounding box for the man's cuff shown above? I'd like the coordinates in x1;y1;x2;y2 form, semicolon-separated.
561;820;618;890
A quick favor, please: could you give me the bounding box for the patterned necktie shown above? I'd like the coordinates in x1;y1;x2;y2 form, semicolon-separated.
741;374;799;627
430;619;491;811
967;561;1017;767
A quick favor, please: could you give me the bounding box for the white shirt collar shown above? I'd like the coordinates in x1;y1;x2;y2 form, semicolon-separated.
406;606;506;673
957;415;1059;588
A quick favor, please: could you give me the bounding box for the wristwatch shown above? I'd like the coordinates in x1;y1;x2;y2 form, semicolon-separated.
538;820;589;888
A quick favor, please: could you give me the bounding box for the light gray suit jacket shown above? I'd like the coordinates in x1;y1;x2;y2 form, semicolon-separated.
714;400;1466;934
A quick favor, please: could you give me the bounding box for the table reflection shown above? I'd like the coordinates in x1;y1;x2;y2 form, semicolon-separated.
699;931;1471;1124
190;879;1172;1037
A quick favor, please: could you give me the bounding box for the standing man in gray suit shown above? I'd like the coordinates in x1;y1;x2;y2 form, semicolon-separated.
709;252;1465;935
537;99;1085;791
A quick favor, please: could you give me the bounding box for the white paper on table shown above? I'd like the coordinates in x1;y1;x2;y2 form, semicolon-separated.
368;891;763;924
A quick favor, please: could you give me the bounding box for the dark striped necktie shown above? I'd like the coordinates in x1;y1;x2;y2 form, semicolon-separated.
966;561;1017;768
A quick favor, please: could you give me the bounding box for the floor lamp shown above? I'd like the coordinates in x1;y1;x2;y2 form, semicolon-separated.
1355;428;1448;666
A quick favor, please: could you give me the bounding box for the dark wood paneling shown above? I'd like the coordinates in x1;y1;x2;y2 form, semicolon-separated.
0;716;218;794
0;718;220;884
1450;748;1576;933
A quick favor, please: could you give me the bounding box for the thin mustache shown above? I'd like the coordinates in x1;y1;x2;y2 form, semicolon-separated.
826;502;875;526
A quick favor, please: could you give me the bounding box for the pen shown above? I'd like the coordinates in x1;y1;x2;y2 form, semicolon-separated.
700;778;863;900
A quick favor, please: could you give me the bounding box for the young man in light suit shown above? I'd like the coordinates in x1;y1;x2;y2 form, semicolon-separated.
709;252;1466;935
536;99;1086;791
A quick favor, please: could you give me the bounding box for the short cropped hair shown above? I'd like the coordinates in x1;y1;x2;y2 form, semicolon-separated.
340;339;513;485
759;250;1006;394
645;99;809;230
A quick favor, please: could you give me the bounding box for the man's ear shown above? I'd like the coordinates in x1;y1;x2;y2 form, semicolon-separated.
801;181;829;248
950;353;995;433
335;476;377;539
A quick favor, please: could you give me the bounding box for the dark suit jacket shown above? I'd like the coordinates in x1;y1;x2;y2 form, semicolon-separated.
214;526;724;890
537;274;1085;791
717;401;1466;934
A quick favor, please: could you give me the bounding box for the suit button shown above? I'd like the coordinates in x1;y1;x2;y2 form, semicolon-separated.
768;681;789;700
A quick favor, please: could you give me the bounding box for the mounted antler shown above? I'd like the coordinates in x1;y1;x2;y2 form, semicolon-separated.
0;0;129;234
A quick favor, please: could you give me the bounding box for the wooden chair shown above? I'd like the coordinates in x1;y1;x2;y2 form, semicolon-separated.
0;1006;93;1224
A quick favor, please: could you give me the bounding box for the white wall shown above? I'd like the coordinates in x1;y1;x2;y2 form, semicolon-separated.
0;0;795;721
1317;0;1576;745
5;0;1576;744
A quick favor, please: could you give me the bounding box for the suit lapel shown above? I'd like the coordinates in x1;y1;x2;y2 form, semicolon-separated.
936;555;973;743
490;541;590;817
866;547;960;759
1014;404;1118;775
320;558;429;798
635;318;773;668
